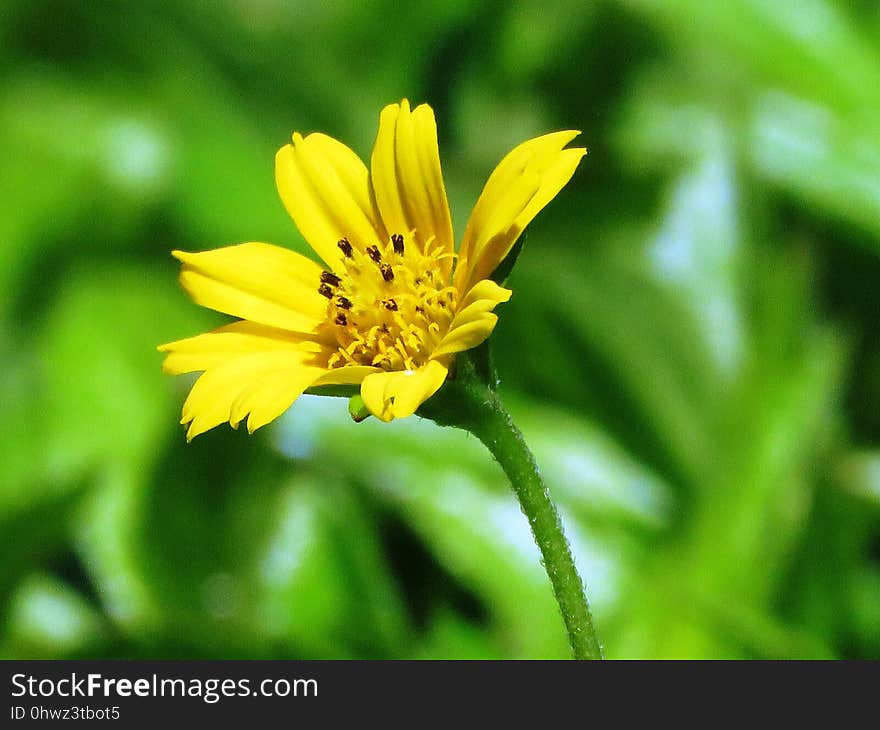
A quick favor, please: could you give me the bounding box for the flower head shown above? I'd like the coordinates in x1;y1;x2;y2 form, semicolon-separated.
159;100;585;439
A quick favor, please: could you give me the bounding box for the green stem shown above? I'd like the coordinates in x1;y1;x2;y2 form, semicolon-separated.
471;392;604;660
419;357;604;659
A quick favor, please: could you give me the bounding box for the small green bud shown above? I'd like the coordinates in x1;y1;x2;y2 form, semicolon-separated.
348;394;371;422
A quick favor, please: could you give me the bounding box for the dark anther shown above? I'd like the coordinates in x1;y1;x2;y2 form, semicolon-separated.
380;323;390;333
415;305;425;315
335;313;348;326
391;233;405;254
414;277;422;285
380;262;394;282
336;296;353;310
319;283;334;298
382;299;398;311
321;271;341;287
337;238;353;258
366;245;382;263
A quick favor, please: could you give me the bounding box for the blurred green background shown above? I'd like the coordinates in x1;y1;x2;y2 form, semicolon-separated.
2;0;879;659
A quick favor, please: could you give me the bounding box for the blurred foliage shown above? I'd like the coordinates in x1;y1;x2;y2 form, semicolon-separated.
1;0;879;659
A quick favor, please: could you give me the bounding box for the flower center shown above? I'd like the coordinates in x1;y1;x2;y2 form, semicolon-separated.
319;233;458;371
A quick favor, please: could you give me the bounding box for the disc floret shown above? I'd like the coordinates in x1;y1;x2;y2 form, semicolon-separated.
321;233;458;372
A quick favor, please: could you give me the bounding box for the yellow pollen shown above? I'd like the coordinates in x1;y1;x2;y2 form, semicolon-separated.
318;233;458;371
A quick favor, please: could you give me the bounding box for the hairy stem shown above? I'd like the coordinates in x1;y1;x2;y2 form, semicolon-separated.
420;357;603;659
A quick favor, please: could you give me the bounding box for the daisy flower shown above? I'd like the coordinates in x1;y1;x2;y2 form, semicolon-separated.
159;100;584;439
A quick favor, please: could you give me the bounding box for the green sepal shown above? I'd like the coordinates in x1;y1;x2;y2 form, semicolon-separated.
305;384;359;399
465;340;498;391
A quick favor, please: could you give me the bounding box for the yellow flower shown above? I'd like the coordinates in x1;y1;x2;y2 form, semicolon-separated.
159;100;585;439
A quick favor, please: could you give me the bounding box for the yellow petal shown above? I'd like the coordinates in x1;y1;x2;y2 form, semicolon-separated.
457;278;513;312
173;243;327;333
360;360;448;422
158;321;324;375
360;369;407;422
456;131;585;291
311;365;382;386
390;360;448;418
276;132;386;269
460;131;580;260
370;100;455;272
432;314;498;358
181;349;325;440
475;148;584;279
428;279;511;358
